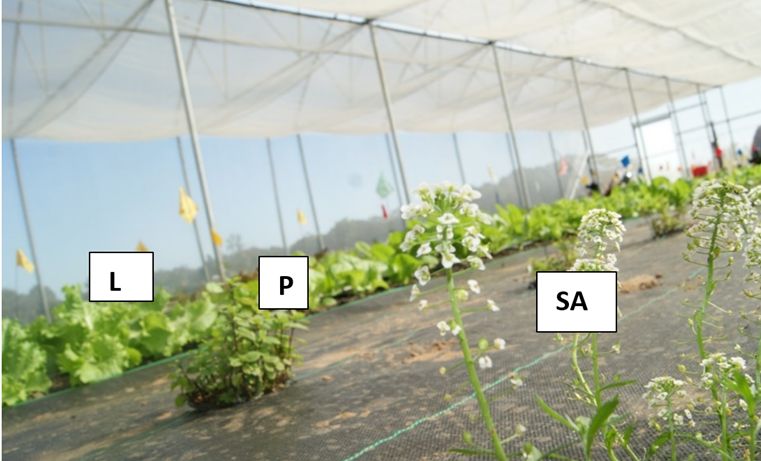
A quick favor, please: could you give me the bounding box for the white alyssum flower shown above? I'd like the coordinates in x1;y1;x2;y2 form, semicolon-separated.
745;226;761;291
438;213;459;225
478;356;493;369
467;279;481;294
418;299;428;311
494;338;506;350
416;242;432;256
460;203;479;217
572;209;626;272
441;252;461;269
451;325;462;336
728;356;746;369
434;242;456;254
686;180;754;261
467;256;485;271
436;321;451;336
409;284;420;301
487;299;500;312
414;265;431;286
514;424;527;436
509;375;523;387
459;184;482;201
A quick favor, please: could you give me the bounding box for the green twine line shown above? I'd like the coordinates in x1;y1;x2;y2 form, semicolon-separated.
341;268;701;461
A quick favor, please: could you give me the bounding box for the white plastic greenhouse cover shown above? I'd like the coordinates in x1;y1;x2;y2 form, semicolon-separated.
3;0;760;141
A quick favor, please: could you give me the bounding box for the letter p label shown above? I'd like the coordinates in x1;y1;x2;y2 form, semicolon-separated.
280;276;293;295
258;256;309;310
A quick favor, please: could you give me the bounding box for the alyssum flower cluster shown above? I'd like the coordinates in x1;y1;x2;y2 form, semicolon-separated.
401;182;511;461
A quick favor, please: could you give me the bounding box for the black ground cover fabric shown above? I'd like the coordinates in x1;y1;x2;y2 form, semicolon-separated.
3;221;758;460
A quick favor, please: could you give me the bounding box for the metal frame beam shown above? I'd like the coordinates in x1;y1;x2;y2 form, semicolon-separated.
624;69;653;180
569;58;599;186
175;137;211;281
10;140;51;321
164;0;226;279
492;43;531;208
547;132;565;199
664;76;690;178
266;138;289;253
718;86;736;154
451;133;467;184
369;22;411;204
296;134;325;251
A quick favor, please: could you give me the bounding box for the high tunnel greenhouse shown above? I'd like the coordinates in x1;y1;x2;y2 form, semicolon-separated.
2;1;761;460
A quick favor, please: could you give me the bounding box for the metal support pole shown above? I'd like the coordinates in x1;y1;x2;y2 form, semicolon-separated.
266;139;289;254
451;133;467;184
624;69;653;180
569;58;599;185
296;135;325;251
664;77;690;178
696;84;715;161
369;22;410;204
7;2;50;320
383;133;403;209
10;140;51;321
718;86;736;155
547;132;565;199
175;138;211;281
491;43;531;208
164;0;225;279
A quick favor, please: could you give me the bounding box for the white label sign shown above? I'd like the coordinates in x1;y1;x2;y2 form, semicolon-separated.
258;256;309;310
536;271;617;333
89;252;154;302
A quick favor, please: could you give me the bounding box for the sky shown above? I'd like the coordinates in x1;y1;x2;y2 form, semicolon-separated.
3;77;761;295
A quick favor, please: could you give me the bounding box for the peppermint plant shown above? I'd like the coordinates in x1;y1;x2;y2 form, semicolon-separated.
534;209;640;460
402;183;509;460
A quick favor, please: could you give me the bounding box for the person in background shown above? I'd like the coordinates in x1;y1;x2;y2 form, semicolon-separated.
751;125;761;165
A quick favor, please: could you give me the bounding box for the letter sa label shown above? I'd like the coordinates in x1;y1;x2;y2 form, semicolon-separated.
536;271;617;333
258;256;309;310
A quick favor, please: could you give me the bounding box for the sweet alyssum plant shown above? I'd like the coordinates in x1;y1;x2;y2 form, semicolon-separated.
533;209;642;460
643;180;759;461
401;183;512;460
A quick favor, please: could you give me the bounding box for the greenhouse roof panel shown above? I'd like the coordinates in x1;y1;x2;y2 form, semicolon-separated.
2;0;759;141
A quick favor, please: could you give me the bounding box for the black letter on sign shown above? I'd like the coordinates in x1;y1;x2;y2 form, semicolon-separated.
110;272;121;291
280;276;293;295
571;291;588;311
556;291;569;310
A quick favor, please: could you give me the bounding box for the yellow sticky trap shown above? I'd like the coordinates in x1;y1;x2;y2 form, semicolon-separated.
296;209;308;225
179;187;198;223
16;249;34;273
211;229;223;247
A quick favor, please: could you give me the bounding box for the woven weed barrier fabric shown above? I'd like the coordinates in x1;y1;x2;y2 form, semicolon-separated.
3;222;758;460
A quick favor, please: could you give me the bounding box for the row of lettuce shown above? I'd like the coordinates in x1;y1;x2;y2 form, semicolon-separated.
4;166;761;406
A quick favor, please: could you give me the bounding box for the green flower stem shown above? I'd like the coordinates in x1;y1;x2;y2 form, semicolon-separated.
695;218;719;360
695;218;731;461
446;270;507;461
573;334;640;461
591;334;601;406
667;399;676;461
752;337;761;461
571;334;593;402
